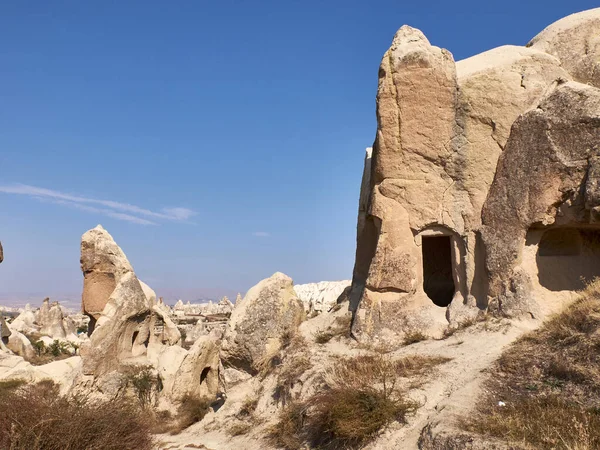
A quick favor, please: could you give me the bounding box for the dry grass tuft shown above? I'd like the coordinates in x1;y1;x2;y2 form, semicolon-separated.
403;330;429;345
464;279;600;449
274;354;312;405
267;402;308;450
0;380;154;450
168;395;211;434
314;314;352;344
268;353;449;449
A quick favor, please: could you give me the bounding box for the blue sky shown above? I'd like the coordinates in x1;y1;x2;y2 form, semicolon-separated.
0;1;597;305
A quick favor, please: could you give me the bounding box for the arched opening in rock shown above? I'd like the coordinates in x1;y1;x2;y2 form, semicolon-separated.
532;227;600;291
131;330;139;347
200;367;211;385
422;235;455;307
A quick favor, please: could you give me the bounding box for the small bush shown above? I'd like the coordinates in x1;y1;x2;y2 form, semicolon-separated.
0;381;153;450
125;365;161;408
403;330;428;345
238;396;259;418
170;395;211;434
77;324;89;334
306;387;416;449
268;354;445;449
274;354;312;405
0;378;26;395
228;421;253;436
267;402;307;450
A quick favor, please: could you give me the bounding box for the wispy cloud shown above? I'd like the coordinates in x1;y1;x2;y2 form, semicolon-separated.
0;184;196;225
252;231;270;237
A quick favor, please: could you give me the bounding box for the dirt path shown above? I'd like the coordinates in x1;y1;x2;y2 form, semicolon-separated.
157;318;540;450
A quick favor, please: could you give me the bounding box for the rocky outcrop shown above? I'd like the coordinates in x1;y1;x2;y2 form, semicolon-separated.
482;81;600;316
81;225;135;332
37;298;76;340
75;225;224;410
293;280;351;313
528;8;600;88
350;8;599;339
221;273;305;374
6;328;35;360
10;305;37;335
158;335;221;407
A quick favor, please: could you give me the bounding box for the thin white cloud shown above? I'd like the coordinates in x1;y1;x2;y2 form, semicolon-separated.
252;231;270;237
0;183;195;225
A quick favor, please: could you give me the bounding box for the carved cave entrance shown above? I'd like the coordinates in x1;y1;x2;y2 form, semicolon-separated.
422;235;455;307
534;227;600;291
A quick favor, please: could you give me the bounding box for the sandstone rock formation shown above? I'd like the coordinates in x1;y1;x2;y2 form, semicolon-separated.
350;8;600;339
81;225;135;334
10;305;37;335
76;225;222;410
528;8;600;88
37;298;77;340
221;272;305;374
6;328;35;360
293;280;351;313
158;335;221;407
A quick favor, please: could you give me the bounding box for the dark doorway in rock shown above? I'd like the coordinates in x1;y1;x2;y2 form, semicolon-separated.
422;236;455;307
132;330;139;347
536;228;600;291
200;367;211;385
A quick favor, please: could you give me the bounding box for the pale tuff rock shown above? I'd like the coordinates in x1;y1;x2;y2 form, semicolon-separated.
482;81;600;316
6;327;35;360
10;305;37;335
0;353;82;395
38;297;77;340
158;335;221;407
293;280;351;313
80;225;134;328
529;8;600;88
221;272;306;374
350;10;600;339
76;225;220;410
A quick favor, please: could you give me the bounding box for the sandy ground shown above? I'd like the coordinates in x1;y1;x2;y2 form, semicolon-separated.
156;313;541;450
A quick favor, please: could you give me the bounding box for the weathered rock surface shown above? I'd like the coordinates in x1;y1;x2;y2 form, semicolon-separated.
158;335;221;406
81;225;135;328
482;81;600;316
529;8;600;88
221;272;305;374
293;280;351;313
6;327;35;360
350;9;598;339
75;225;225;411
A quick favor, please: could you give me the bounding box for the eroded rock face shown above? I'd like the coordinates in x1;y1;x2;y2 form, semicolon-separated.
350;10;597;339
293;280;351;313
528;8;600;88
75;225;224;411
482;81;600;316
81;225;134;328
221;273;305;374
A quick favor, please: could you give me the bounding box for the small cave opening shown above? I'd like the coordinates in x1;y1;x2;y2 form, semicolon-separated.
200;367;211;385
422;235;455;307
535;227;600;291
131;330;139;347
